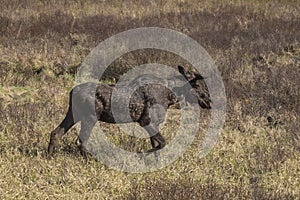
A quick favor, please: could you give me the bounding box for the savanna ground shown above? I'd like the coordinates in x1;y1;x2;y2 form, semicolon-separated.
0;0;299;199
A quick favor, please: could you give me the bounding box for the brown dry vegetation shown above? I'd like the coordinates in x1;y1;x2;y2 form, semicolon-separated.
0;0;299;199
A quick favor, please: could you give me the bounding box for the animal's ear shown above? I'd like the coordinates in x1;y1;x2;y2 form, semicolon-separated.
178;65;186;75
194;73;205;80
178;65;194;80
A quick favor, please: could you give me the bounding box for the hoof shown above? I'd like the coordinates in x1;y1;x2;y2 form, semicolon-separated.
78;145;91;160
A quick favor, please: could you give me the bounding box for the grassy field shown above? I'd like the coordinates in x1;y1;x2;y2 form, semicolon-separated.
0;0;299;199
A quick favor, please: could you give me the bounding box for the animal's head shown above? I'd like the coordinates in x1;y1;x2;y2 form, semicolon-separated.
177;65;211;109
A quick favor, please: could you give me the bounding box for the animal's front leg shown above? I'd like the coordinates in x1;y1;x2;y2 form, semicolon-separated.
149;132;166;152
138;103;167;153
141;123;166;153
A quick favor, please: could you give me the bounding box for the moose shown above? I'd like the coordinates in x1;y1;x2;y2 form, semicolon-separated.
48;66;211;158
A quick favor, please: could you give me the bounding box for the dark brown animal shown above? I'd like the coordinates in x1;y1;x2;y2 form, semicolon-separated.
48;66;211;158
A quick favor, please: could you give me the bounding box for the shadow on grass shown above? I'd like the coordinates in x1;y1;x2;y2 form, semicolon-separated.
125;178;295;200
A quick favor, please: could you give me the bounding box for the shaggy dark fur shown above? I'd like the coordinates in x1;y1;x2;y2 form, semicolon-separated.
48;66;211;158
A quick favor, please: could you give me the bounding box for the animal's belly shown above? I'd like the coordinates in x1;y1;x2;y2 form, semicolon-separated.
99;105;144;124
99;111;116;123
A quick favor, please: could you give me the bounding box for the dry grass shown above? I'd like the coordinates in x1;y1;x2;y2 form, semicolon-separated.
0;0;299;199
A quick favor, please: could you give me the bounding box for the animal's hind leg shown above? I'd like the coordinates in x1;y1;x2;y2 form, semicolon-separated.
48;105;76;155
77;118;97;159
